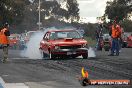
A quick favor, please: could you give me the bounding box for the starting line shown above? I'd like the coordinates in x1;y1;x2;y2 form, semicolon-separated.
0;77;29;88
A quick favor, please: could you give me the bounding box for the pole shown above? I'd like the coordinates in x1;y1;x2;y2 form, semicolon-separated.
39;0;41;30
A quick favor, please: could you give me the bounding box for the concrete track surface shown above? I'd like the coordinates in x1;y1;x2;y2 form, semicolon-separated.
0;48;132;88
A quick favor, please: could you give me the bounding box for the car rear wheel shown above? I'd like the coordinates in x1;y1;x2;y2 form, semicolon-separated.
40;49;44;59
42;52;45;58
40;49;47;59
40;51;44;59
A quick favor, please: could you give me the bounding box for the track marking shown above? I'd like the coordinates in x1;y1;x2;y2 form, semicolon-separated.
0;77;29;88
0;77;6;88
5;83;29;88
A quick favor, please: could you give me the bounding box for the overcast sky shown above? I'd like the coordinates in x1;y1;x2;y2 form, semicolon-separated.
78;0;109;23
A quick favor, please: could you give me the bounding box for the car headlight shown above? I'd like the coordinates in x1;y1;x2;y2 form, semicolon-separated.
55;46;60;49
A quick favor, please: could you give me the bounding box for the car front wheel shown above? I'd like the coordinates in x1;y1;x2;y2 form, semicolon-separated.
82;53;88;59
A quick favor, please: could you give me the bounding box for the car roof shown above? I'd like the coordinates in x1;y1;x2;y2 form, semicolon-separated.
47;29;76;32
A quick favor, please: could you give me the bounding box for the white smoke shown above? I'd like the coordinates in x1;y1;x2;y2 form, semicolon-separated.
20;27;61;59
88;47;96;58
20;31;43;59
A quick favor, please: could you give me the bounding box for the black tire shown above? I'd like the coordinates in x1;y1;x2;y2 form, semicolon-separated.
82;53;88;59
122;42;128;48
41;51;44;59
42;52;46;58
80;78;91;86
122;43;125;48
42;52;50;60
40;49;46;59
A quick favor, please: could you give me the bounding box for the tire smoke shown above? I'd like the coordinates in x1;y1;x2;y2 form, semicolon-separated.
20;31;44;59
20;27;64;59
88;47;96;58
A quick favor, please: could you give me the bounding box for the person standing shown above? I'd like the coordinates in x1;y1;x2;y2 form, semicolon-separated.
95;24;103;50
119;26;124;52
109;21;121;56
0;23;10;63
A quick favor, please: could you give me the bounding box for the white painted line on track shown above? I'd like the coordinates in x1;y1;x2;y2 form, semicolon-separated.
0;77;6;88
0;77;29;88
5;83;29;88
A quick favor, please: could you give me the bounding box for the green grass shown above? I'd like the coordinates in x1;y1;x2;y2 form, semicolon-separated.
84;36;96;47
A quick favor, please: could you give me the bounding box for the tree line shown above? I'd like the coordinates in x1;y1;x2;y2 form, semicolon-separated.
0;0;132;33
0;0;80;33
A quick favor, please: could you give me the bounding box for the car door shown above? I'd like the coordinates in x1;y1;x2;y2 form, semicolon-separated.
42;32;50;54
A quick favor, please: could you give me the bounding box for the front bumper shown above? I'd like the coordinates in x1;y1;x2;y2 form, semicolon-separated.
51;48;88;56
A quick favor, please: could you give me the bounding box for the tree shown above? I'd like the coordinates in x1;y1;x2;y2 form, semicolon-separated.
66;0;80;22
105;0;132;22
0;0;30;26
0;0;80;32
121;19;132;32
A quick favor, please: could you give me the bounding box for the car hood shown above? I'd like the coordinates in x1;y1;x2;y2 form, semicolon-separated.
50;39;87;46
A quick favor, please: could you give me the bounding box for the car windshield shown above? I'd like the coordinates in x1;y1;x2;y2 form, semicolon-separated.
50;31;81;40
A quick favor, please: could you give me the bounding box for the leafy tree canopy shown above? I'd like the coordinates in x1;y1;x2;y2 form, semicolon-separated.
105;0;132;22
0;0;30;26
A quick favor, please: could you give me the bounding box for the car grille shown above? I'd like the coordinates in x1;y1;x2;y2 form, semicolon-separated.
60;45;81;49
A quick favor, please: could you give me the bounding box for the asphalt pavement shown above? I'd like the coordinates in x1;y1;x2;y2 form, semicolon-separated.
0;48;132;88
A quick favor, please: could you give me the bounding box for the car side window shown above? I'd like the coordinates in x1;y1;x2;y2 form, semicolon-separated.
44;33;50;40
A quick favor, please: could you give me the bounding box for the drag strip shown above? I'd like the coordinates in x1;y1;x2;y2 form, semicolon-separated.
0;48;132;88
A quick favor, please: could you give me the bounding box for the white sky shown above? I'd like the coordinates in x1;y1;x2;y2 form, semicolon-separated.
78;0;109;23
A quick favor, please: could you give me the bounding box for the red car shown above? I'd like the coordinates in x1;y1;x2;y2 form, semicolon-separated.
40;29;88;59
127;34;132;47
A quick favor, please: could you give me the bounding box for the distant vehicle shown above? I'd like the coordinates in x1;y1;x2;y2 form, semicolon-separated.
122;33;129;48
127;34;132;48
18;31;37;50
18;38;27;50
24;31;36;42
40;29;88;59
103;34;111;51
9;34;20;49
